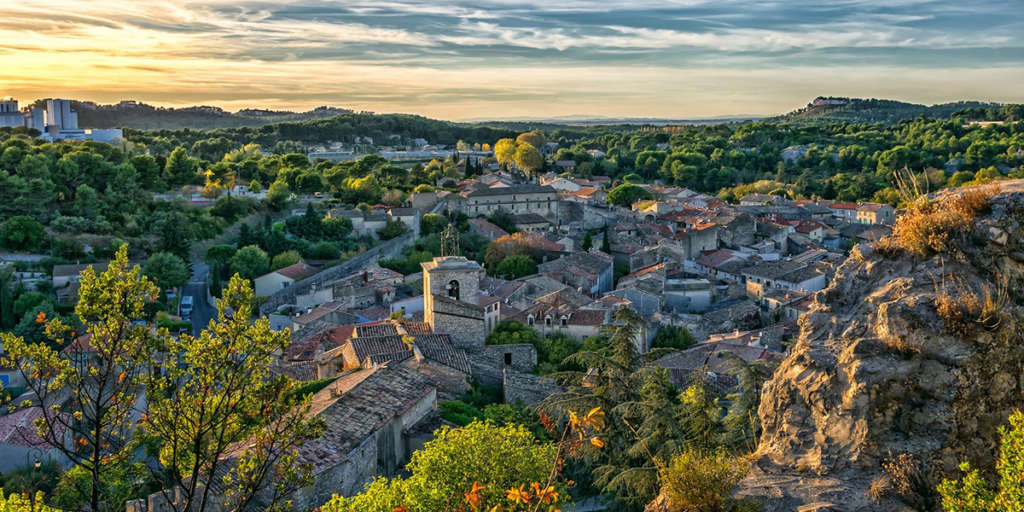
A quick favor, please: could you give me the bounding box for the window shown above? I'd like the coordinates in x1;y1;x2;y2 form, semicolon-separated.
545;316;552;326
561;316;567;327
504;352;512;365
447;280;460;301
528;316;535;327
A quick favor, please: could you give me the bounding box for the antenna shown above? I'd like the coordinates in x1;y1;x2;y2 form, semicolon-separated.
440;223;460;257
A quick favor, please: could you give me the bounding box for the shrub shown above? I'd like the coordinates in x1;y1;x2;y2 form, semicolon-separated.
868;453;935;509
659;450;750;512
939;410;1024;512
884;185;998;257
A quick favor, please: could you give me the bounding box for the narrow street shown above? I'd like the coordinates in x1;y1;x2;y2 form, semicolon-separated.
183;262;216;337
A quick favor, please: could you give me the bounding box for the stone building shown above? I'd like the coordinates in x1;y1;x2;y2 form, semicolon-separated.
454;184;558;219
421;255;487;349
290;364;438;508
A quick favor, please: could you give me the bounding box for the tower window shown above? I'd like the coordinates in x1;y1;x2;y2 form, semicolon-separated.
545;316;551;326
528;316;535;327
504;352;512;365
446;280;460;301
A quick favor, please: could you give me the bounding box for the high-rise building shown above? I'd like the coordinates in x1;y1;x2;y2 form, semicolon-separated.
0;98;22;128
26;108;45;132
45;99;78;132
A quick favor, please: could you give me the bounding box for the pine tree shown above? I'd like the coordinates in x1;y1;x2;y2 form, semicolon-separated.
601;228;611;252
581;231;593;251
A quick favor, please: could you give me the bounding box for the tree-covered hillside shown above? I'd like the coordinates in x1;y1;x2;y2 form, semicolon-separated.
27;99;356;130
771;97;1007;125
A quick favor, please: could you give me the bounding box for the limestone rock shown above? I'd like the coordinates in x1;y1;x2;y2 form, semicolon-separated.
731;183;1024;511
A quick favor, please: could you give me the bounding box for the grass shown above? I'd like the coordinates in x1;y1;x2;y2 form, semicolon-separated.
881;184;999;257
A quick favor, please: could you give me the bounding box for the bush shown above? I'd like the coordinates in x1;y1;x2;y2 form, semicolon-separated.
939;410;1024;512
377;219;409;240
659;450;751;512
885;185;998;257
307;241;341;260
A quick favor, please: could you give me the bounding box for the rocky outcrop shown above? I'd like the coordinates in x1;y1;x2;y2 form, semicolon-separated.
733;182;1024;511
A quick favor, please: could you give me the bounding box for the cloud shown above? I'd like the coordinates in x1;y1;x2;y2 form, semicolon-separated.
0;0;1021;118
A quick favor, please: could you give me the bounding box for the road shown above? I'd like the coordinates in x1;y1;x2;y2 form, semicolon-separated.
183;262;216;337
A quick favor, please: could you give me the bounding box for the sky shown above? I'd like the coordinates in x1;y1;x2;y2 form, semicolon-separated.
1;0;1023;121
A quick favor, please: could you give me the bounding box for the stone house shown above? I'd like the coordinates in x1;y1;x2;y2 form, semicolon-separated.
663;278;714;313
253;262;320;297
455;184;558;219
387;207;422;237
856;203;895;225
288;364;438;509
511;213;551;233
467;218;508;241
421;256;487;350
537;250;614;295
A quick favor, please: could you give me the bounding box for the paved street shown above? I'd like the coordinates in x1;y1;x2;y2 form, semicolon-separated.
183;262;216;337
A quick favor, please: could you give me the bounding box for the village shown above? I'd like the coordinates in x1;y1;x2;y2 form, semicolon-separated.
164;163;899;508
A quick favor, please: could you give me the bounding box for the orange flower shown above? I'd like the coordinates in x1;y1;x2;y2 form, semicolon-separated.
590;437;604;448
464;481;486;510
531;483;558;505
35;311;46;323
506;485;530;505
393;505;409;512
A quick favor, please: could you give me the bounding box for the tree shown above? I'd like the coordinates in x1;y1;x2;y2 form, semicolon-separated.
516;131;546;150
939;410;1024;512
164;146;196;185
144;276;325;512
495;254;537;280
377;219;409;241
486;320;541;347
483;232;544;270
1;247;161;512
0;267;16;329
420;213;448;235
320;421;558;512
142;251;190;290
205;244;238;268
601;228;611;253
494;138;517;167
581;231;593;251
271;249;302;270
266;180;291;210
651;325;696;350
229;245;269;280
0;216;46;251
514;142;543;176
606;183;652;207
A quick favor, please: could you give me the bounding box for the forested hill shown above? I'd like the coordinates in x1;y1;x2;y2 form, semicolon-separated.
771;97;1005;125
126;113;524;152
27;99;358;130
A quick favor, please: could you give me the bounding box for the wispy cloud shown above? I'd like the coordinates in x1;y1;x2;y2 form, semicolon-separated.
0;0;1021;119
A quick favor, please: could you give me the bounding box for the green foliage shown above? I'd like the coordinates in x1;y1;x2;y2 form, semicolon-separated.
495;254;537;279
0;216;46;251
940;410;1024;511
487;320;541;346
377;219;410;240
658;450;751;512
230;245;270;280
320;421;558;512
607;184;653;207
52;460;158;512
0;461;61;500
271;249;302;270
651;325;696;350
142;251;190;289
0;489;57;511
420;213;448;235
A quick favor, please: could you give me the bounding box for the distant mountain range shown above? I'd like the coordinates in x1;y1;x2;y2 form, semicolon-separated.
18;96;1013;131
769;97;1004;125
26;99;360;130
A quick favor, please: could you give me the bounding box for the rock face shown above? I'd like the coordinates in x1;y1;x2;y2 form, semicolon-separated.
734;184;1024;511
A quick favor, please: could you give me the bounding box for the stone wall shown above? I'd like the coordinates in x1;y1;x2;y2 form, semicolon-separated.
260;233;414;315
430;297;486;350
503;369;563;406
468;344;537;386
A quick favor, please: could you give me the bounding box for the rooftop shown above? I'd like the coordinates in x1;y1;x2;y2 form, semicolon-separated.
466;184;555;198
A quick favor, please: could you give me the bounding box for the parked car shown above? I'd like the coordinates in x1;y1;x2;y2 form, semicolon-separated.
180;295;194;319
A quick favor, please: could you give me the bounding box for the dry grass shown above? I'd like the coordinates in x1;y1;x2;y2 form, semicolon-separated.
935;276;1010;338
868;453;936;509
882;185;999;257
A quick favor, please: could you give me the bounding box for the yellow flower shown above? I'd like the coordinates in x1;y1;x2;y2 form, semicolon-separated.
590;437;605;448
